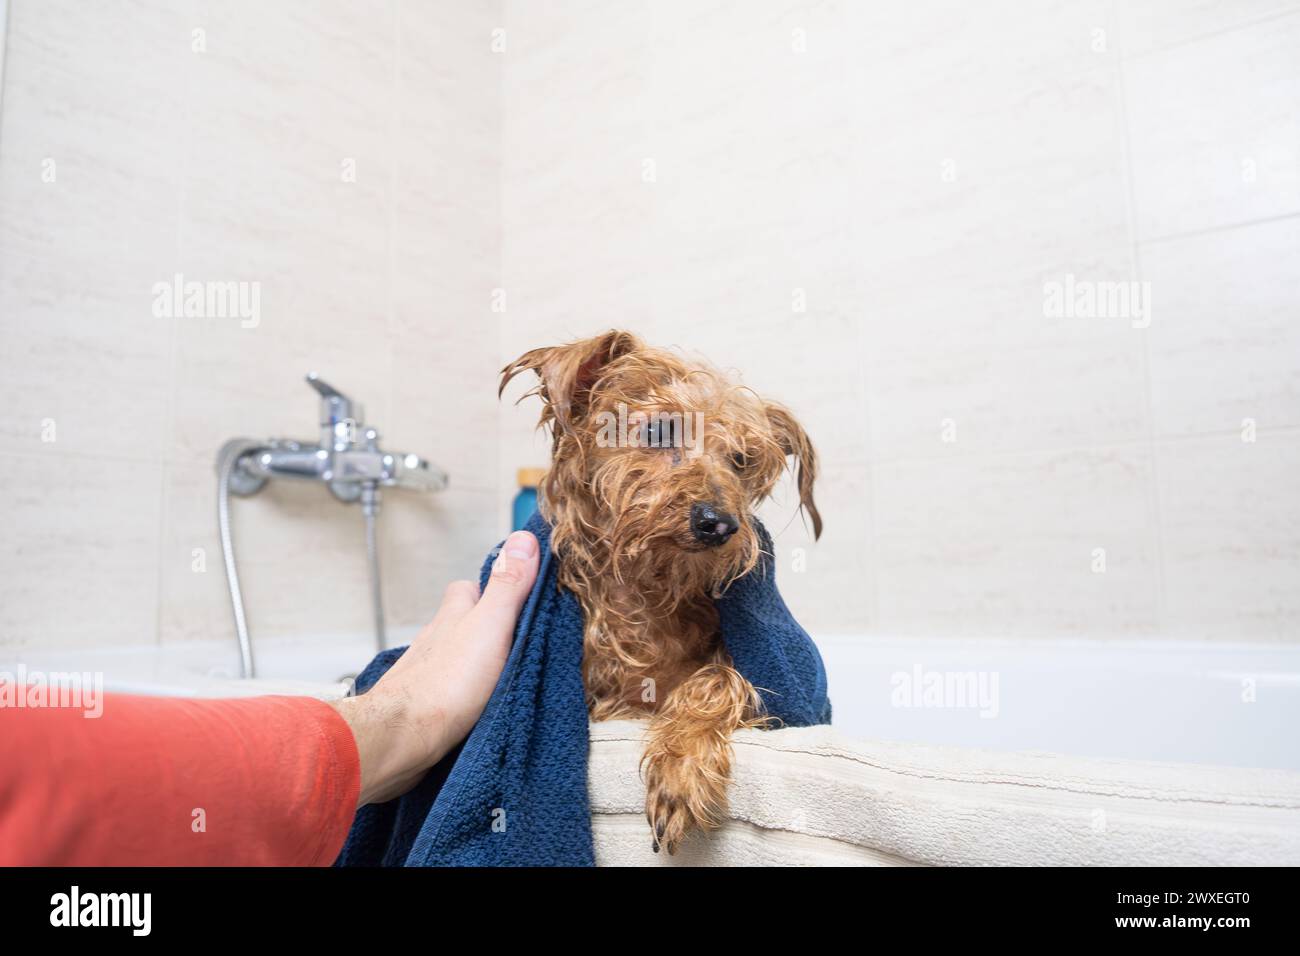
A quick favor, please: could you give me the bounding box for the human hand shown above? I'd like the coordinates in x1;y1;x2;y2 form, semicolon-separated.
331;530;540;806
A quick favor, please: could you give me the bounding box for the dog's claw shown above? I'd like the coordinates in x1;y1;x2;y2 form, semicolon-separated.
644;756;725;856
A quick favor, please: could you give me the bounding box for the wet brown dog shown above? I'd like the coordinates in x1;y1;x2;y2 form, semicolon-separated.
500;330;820;854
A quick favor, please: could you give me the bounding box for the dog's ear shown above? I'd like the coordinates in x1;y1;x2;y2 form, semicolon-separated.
499;330;641;432
765;403;822;540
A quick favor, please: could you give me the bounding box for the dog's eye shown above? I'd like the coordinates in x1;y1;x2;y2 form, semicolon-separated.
642;416;686;450
731;451;747;471
642;418;677;448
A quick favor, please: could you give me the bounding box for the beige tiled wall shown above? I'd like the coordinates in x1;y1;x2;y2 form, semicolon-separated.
0;0;503;651
498;0;1300;641
3;1;1297;654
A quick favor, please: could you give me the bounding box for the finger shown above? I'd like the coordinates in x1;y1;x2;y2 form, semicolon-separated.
402;581;479;663
469;531;540;635
431;579;480;629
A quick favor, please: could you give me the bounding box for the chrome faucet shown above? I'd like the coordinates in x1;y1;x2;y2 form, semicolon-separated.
216;374;448;678
228;372;448;501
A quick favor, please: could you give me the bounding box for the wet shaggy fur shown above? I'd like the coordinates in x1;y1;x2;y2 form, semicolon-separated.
500;330;821;854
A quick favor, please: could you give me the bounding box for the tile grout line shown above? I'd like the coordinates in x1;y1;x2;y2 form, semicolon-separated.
376;0;400;602
153;3;199;652
1112;0;1167;637
0;0;10;129
385;0;399;445
496;0;507;536
819;421;1300;472
1120;4;1300;61
1137;210;1300;248
12;419;1299;473
841;4;882;636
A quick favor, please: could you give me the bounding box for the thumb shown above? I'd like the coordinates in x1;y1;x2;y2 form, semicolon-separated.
471;530;540;633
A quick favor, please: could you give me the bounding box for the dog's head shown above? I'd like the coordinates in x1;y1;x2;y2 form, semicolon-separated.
501;330;820;610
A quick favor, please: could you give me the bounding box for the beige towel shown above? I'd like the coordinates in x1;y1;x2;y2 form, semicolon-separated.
589;720;1300;866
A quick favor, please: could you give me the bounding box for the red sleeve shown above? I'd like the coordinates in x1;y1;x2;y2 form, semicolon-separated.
0;693;360;866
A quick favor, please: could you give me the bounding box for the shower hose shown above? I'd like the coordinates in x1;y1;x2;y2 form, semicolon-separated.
218;441;386;679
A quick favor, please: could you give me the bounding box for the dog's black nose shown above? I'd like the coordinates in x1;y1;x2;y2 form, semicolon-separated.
690;503;739;547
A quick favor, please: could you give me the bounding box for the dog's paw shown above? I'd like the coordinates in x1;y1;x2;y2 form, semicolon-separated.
642;746;728;856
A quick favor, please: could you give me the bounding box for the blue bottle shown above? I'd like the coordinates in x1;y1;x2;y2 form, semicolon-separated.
512;468;545;531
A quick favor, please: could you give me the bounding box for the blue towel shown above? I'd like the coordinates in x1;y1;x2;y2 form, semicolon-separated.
335;511;830;867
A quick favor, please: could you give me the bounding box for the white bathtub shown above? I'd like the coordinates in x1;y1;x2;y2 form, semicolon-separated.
5;633;1297;773
818;636;1300;772
0;630;410;702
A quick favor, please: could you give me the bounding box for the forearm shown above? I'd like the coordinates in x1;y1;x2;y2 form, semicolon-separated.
0;693;360;866
0;532;538;866
329;691;451;807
